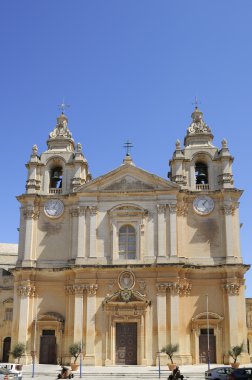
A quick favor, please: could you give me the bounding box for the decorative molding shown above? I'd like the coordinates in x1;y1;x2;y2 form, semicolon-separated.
223;279;242;295
89;206;98;215
17;284;36;297
176;202;188;217
23;207;40;220
65;283;98;295
86;284;98;296
171;277;192;296
223;204;236;216
168;203;177;214
70;206;87;217
172;175;187;185
218;173;234;185
156;283;171;293
157;204;166;214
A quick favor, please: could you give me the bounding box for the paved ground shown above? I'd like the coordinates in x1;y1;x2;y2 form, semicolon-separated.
20;363;230;380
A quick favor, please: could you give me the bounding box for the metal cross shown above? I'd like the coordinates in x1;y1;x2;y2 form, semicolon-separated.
123;140;134;156
58;100;70;113
192;96;201;108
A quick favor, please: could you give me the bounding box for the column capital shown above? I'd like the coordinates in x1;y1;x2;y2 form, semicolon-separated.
157;204;166;214
223;279;242;295
222;203;236;216
168;203;177;214
17;283;36;297
156;283;171;293
87;284;98;296
70;206;87;217
23;207;40;220
176;202;188;217
89;206;98;215
171;277;192;296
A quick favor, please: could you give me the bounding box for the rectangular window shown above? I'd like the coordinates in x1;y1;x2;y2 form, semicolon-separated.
42;330;55;336
4;308;13;321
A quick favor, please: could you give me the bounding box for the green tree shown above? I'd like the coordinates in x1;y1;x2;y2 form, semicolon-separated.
69;343;81;364
11;343;26;363
228;343;244;363
161;343;179;364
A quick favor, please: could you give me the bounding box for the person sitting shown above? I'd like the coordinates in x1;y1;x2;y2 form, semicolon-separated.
168;366;184;380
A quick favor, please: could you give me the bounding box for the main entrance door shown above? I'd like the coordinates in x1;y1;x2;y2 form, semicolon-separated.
39;331;57;364
116;323;137;365
199;329;216;363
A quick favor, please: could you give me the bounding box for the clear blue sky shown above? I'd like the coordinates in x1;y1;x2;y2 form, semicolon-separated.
0;1;251;295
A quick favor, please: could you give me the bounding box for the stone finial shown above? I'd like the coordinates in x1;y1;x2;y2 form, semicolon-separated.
49;112;72;139
176;139;181;150
77;142;82;153
221;138;228;148
187;106;211;135
32;144;38;157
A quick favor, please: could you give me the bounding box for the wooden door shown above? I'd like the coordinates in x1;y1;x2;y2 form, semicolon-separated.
39;335;57;364
199;331;216;364
116;323;137;365
2;337;11;362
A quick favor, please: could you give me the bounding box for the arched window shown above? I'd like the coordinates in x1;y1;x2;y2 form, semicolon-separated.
50;167;63;189
119;225;136;259
195;162;208;185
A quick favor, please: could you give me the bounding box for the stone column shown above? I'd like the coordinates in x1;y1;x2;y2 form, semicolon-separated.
84;284;98;365
223;202;234;259
168;203;177;257
170;285;179;345
111;221;118;261
157;205;166;258
224;280;250;363
77;207;86;259
224;281;241;347
70;206;87;263
105;314;112;365
156;284;167;363
22;206;39;265
89;207;97;258
145;212;155;258
72;285;84;344
70;208;79;260
17;282;36;355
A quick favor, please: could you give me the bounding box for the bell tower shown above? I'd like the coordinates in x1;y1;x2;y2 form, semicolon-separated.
25;111;91;195
169;106;234;191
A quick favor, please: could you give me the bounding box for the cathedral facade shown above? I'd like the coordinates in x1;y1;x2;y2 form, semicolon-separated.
0;107;250;366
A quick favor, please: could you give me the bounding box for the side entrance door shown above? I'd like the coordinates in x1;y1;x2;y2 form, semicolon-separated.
116;322;137;365
39;330;57;364
2;337;11;362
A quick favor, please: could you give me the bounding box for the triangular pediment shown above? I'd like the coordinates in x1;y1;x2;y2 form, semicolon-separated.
74;163;179;193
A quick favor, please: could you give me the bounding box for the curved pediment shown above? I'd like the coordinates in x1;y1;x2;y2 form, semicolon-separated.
192;312;224;321
38;311;65;322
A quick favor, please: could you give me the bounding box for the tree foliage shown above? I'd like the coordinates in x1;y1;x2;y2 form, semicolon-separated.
161;343;179;364
69;343;82;364
11;343;26;363
228;343;244;363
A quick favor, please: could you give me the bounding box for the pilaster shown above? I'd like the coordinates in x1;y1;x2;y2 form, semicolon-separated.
157;205;166;258
22;206;39;266
89;206;97;258
168;203;177;257
84;284;98;365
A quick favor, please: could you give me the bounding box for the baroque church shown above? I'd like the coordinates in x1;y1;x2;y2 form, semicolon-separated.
0;106;251;366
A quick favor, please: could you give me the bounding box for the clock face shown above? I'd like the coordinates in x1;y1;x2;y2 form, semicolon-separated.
193;196;214;215
44;199;64;218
